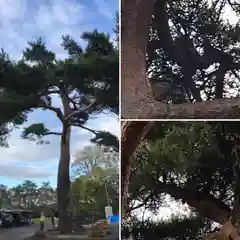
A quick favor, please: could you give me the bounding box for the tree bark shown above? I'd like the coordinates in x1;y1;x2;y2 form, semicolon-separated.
128;98;240;119
121;0;240;119
121;121;154;216
121;0;155;118
57;124;72;233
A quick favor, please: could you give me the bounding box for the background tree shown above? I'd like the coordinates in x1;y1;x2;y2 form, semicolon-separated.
39;181;52;191
71;175;118;223
71;145;119;223
0;28;118;233
123;122;240;238
72;145;118;176
0;184;9;209
121;0;240;119
21;180;38;194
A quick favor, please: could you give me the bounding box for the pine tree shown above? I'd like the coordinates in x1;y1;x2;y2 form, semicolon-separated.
0;29;118;233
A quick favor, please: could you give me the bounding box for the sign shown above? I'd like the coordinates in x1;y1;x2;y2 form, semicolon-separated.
108;215;119;224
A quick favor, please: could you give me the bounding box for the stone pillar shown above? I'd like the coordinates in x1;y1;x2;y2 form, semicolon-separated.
40;212;45;231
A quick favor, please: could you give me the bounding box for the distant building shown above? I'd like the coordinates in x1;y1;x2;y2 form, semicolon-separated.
9;189;57;208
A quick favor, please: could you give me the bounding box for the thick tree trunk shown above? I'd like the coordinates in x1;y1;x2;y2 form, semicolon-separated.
121;0;155;118
121;121;154;216
57;125;72;234
121;0;240;119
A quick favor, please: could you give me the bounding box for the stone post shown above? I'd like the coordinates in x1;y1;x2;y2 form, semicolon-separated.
40;212;45;231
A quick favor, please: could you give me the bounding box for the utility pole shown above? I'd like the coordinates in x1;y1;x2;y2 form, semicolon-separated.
104;181;110;206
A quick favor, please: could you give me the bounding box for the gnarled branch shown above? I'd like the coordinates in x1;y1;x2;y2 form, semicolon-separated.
38;103;64;122
125;97;240;119
71;123;98;135
65;99;96;120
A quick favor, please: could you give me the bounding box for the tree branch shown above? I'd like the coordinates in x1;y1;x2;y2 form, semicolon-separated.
127;190;158;212
124;97;240;119
71;123;98;135
153;182;230;225
43;132;62;136
37;103;64;122
121;121;153;215
65;100;96;121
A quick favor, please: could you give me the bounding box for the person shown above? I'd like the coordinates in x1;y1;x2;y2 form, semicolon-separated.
51;209;55;227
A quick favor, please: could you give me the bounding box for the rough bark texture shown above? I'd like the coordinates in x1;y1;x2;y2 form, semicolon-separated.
121;0;240;119
127;98;240;119
57;87;72;234
57;125;71;234
205;218;238;239
121;121;154;216
121;0;155;118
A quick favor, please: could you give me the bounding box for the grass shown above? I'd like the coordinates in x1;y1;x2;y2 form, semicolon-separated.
32;218;40;223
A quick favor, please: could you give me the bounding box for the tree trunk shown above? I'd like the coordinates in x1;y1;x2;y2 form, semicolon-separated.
121;0;155;118
57;125;72;233
121;121;154;216
121;0;240;119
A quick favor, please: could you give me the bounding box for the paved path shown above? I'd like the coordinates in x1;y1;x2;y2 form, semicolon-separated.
0;218;53;240
0;224;40;240
0;222;119;240
108;222;119;240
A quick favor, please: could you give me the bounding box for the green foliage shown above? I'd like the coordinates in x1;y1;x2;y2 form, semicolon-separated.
0;25;118;233
21;123;50;141
24;37;55;64
71;175;118;219
40;181;52;190
148;0;240;102
0;27;118;150
0;28;118;141
148;122;218;172
0;48;33;146
71;145;118;219
113;12;119;46
127;122;240;238
0;124;10;147
61;35;83;57
122;214;214;240
11;180;38;195
91;131;119;151
21;180;38;193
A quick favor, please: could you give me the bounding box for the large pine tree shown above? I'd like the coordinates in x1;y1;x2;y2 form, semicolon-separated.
0;29;118;233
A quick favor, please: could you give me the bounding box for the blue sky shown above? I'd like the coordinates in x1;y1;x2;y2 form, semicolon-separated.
0;0;119;189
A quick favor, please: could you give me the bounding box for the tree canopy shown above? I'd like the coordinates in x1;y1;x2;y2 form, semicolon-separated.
0;29;118;141
71;145;119;222
123;121;240;238
0;26;119;233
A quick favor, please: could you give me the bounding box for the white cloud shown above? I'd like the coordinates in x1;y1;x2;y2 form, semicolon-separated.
0;113;118;179
0;0;95;60
94;0;115;20
0;0;119;182
133;195;191;221
0;0;27;21
0;162;55;179
97;118;120;136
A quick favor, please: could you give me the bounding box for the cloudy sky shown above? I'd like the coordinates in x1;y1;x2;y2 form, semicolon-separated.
0;0;119;188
